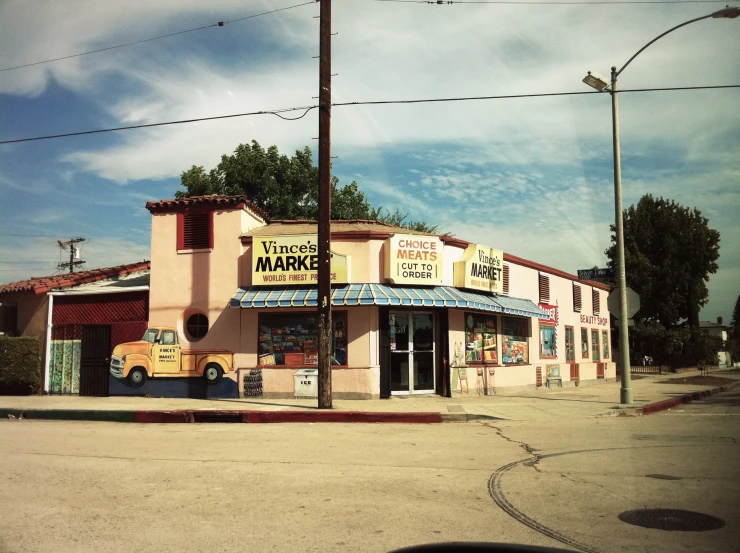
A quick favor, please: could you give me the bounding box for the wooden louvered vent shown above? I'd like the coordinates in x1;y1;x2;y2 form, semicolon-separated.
573;283;582;312
181;211;211;250
538;274;550;304
503;264;510;295
592;288;600;315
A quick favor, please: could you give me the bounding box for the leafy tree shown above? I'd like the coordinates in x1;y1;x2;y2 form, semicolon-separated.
728;294;740;363
605;194;720;329
176;140;442;233
369;207;442;235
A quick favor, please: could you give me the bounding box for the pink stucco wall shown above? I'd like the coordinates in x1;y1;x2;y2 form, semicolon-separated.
148;203;614;397
149;208;263;356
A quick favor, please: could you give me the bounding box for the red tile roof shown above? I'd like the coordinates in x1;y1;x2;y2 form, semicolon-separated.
146;195;269;221
0;261;150;297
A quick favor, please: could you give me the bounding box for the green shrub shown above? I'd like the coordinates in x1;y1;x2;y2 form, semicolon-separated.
0;336;41;395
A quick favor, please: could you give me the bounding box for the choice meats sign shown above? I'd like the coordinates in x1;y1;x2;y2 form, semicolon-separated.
384;234;443;285
251;235;350;285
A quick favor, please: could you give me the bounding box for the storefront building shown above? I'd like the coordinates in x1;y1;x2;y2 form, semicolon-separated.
147;195;614;399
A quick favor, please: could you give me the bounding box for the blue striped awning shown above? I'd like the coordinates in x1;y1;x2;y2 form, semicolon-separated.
229;284;549;319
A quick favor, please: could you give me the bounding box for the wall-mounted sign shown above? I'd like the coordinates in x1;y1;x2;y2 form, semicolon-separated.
384;234;443;285
580;314;609;326
537;303;558;325
577;267;615;281
251;235;350;286
453;244;503;293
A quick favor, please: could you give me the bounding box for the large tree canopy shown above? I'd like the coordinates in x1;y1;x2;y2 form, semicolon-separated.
176;140;440;233
605;194;720;328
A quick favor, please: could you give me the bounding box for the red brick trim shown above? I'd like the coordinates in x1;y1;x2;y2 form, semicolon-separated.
241;230;395;245
504;253;611;291
439;235;470;249
146;195;268;222
0;261;151;297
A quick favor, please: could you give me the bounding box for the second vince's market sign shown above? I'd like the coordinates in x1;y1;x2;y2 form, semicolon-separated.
384;234;443;285
453;243;503;293
251;235;350;285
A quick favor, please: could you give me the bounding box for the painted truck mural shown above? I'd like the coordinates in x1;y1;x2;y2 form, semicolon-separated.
110;327;234;387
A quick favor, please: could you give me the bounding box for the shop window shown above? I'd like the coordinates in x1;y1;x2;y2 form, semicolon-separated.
258;312;347;366
538;274;550;304
502;264;510;295
581;327;589;359
592;288;600;315
591;329;600;361
565;326;575;362
602;330;609;359
502;317;529;365
464;313;497;364
539;323;556;359
186;313;209;340
177;211;213;251
573;283;582;313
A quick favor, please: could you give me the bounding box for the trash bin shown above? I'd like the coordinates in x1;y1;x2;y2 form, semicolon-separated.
294;368;318;398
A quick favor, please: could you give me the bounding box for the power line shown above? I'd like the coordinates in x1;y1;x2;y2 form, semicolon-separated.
374;0;725;4
0;233;57;238
1;84;738;145
0;106;317;144
0;262;56;266
0;1;318;73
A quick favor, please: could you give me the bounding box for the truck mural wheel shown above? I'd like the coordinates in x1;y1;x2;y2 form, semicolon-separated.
128;367;147;388
204;363;223;385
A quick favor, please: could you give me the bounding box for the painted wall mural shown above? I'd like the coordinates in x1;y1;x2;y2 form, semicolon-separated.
49;325;81;394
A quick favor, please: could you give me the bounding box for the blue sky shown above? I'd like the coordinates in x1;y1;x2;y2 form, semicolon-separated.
1;0;738;322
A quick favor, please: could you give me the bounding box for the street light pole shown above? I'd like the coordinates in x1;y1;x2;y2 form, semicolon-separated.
583;5;739;405
609;67;632;405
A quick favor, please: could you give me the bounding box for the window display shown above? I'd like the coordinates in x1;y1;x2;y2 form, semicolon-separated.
502;317;528;365
591;329;600;361
258;312;347;366
539;324;556;358
565;326;575;362
581;327;589;359
464;313;497;364
602;330;609;359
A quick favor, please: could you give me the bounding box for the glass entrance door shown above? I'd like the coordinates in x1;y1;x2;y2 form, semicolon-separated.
390;312;435;395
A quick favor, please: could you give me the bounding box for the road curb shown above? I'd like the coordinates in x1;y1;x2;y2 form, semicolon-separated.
1;408;136;422
2;408;443;424
640;380;740;415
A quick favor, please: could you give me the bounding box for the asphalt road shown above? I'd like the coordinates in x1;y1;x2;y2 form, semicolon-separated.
1;393;739;553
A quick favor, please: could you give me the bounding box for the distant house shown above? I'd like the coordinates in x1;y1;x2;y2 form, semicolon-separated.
699;317;731;368
0;261;150;395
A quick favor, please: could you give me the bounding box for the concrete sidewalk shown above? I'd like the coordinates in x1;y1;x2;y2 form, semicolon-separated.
2;369;739;423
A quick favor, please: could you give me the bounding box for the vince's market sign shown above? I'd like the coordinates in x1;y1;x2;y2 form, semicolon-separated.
384;234;443;285
251;235;350;285
453;244;503;293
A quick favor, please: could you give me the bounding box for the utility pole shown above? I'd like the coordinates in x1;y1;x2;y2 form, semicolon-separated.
57;237;86;273
317;0;333;409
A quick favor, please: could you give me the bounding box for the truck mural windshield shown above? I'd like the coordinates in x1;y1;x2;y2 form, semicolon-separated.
142;329;159;343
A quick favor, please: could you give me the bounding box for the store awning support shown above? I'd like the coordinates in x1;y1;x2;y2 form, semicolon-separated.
229;284;549;319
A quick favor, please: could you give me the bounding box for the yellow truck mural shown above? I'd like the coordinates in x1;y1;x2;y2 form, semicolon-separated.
110;327;234;387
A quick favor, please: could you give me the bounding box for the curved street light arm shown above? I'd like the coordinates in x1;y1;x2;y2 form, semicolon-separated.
615;13;714;79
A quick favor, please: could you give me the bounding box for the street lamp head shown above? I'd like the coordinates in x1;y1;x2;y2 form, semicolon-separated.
712;5;740;18
583;71;610;91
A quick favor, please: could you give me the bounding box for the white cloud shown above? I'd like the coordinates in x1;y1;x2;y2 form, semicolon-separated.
1;0;738;320
0;235;150;284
